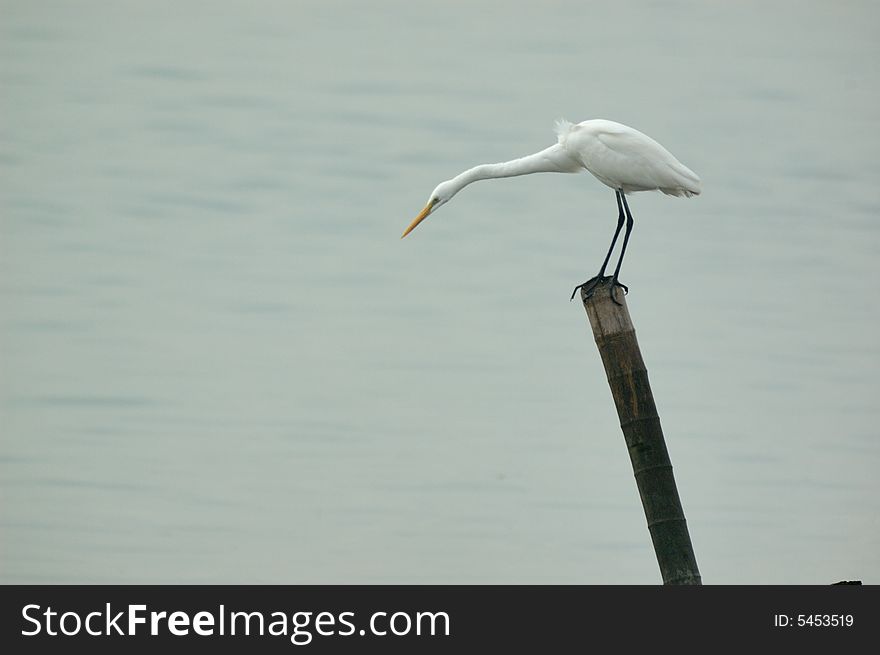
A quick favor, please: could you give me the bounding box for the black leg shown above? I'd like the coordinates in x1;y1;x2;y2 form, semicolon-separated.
598;191;626;275
569;190;627;301
607;193;634;305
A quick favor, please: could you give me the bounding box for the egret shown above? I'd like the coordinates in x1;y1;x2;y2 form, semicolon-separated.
401;119;701;303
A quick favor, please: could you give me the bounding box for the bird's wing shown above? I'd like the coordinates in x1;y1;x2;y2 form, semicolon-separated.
570;122;700;195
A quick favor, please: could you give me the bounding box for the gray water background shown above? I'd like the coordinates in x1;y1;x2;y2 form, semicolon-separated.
1;0;878;584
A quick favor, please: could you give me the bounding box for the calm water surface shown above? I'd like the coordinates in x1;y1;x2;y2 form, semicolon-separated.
1;1;878;583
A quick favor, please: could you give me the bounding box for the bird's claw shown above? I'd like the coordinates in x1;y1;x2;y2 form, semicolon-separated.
570;275;610;301
609;280;628;306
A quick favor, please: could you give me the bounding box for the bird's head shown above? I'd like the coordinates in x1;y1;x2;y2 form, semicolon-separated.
401;180;456;238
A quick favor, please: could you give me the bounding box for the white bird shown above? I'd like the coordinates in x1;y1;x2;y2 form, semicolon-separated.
401;119;701;303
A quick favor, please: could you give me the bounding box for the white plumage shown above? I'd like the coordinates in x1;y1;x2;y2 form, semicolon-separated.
401;119;701;302
555;119;700;197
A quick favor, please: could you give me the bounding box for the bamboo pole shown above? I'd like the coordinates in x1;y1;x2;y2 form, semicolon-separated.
580;279;701;585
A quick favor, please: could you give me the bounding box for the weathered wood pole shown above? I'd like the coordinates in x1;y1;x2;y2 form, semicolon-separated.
581;279;701;585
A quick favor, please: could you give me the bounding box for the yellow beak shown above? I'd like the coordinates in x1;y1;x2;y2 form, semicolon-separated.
401;202;433;239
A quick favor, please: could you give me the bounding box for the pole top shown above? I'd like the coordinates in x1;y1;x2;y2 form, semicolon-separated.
580;279;634;338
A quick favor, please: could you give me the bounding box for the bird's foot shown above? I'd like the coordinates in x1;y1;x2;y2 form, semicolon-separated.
570;276;628;305
608;279;628;306
570;275;609;301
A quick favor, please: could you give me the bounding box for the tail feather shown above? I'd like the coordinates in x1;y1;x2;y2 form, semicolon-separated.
665;162;701;197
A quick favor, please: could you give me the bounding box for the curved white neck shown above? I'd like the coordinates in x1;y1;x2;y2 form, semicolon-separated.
447;144;576;196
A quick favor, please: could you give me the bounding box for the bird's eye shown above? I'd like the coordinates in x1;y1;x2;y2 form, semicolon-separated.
431;197;440;205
